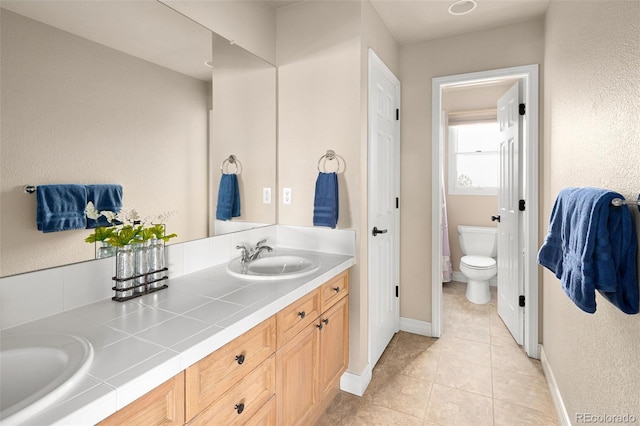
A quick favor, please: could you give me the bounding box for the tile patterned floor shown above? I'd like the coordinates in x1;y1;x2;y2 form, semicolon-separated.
317;281;559;426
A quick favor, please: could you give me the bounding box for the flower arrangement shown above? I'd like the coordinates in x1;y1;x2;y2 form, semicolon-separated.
84;202;177;248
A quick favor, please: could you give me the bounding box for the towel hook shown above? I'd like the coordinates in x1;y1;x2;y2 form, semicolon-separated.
220;155;242;175
24;185;36;194
317;150;341;173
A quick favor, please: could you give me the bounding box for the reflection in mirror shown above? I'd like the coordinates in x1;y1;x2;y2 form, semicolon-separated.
0;1;276;277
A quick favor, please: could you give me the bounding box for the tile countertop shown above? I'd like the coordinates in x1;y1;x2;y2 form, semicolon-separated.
4;248;355;426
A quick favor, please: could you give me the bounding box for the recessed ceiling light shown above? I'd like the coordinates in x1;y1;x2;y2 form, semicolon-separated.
448;0;477;16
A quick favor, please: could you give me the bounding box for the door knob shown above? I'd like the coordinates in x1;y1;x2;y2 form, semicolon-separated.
372;226;388;236
491;215;501;223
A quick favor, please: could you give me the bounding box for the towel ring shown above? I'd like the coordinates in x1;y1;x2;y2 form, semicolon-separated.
220;155;241;175
317;150;341;173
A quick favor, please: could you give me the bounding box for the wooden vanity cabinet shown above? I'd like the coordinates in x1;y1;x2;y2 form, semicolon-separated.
98;372;185;426
97;269;349;426
276;270;349;425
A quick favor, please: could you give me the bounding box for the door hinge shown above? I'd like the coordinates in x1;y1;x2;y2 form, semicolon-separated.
519;295;525;307
395;286;399;298
519;103;526;116
396;197;399;209
396;109;399;120
519;199;526;211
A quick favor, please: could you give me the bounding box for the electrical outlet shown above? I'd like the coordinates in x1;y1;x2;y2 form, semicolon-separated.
263;188;271;204
283;187;292;205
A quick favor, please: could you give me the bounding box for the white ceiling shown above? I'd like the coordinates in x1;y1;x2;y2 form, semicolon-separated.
270;0;550;45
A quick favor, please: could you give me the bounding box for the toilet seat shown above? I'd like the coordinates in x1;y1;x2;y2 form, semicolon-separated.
460;255;496;270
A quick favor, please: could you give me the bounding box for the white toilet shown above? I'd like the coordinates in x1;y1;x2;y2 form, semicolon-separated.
457;225;497;304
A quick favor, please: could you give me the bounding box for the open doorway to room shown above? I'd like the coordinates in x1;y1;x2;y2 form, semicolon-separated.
431;65;540;359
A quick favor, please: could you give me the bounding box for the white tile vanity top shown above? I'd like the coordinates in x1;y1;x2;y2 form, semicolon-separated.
4;248;354;426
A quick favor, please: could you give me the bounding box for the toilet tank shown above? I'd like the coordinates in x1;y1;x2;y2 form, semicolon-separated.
457;225;497;257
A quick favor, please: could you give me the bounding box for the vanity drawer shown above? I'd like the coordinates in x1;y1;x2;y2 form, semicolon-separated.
276;289;320;347
186;316;276;422
320;270;349;311
189;355;276;426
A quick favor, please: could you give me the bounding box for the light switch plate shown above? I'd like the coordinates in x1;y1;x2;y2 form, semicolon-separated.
283;188;292;205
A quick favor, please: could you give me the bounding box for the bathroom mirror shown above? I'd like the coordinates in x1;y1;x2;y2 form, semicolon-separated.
0;0;276;277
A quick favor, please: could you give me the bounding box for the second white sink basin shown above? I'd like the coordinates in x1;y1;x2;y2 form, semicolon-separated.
0;332;94;424
227;255;320;280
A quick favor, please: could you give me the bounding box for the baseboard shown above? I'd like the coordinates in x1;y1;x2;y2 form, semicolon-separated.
540;345;571;426
340;364;372;397
451;271;466;282
400;317;432;337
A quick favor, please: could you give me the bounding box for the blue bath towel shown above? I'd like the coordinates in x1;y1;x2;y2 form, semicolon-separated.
36;184;87;233
313;172;339;228
85;184;123;228
216;173;240;220
538;187;639;314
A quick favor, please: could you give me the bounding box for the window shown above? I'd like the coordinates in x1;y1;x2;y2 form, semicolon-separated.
447;112;499;196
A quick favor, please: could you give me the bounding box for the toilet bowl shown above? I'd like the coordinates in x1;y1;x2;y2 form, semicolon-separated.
457;226;497;304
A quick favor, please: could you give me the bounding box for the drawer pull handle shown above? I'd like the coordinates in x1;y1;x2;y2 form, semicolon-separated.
322;318;329;325
234;403;245;414
333;286;340;292
298;311;306;319
235;354;245;365
316;322;324;330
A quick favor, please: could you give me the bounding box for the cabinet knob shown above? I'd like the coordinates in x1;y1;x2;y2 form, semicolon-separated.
322;318;329;325
235;354;245;365
298;311;306;319
333;286;340;293
234;403;245;414
316;322;324;330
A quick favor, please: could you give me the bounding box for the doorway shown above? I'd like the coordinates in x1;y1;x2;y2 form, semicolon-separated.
431;65;539;358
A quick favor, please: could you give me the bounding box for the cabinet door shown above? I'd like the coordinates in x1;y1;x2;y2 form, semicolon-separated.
318;296;349;401
276;322;319;426
245;395;276;426
98;372;184;426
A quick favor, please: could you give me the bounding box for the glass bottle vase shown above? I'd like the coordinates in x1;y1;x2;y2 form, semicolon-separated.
148;238;165;289
133;240;150;294
115;245;134;298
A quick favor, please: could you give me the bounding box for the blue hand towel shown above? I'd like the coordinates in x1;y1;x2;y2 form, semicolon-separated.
36;184;87;233
313;172;339;228
85;184;123;228
216;173;241;221
538;187;639;314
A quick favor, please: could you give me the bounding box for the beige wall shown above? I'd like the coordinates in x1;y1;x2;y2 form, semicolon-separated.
442;84;512;270
399;19;545;323
210;50;277;229
276;0;398;375
542;0;640;419
0;11;209;276
161;0;277;65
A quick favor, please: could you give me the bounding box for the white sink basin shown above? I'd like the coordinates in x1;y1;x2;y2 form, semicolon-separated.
0;333;94;424
227;255;320;280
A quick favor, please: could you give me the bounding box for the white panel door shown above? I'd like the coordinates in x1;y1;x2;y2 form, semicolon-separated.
496;82;523;344
368;49;400;368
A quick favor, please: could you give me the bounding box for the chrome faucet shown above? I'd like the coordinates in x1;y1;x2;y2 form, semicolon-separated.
236;239;273;264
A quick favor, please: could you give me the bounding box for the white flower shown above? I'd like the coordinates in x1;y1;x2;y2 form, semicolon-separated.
85;202;100;220
101;210;117;224
116;207;140;224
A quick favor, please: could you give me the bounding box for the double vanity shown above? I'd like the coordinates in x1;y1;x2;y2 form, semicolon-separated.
0;227;355;425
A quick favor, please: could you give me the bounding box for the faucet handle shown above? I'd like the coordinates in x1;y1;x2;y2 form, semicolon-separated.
255;239;267;248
